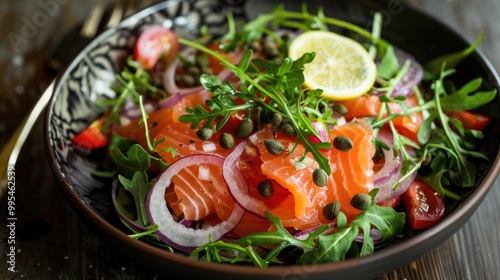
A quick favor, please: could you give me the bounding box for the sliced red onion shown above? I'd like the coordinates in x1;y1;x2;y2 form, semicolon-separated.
179;219;195;228
293;222;337;240
120;97;158;120
158;92;182;109
163;47;205;96
111;177;147;233
355;228;382;244
375;47;424;97
373;130;417;203
294;223;381;244
308;120;330;144
223;140;270;217
146;154;244;251
392;47;424;96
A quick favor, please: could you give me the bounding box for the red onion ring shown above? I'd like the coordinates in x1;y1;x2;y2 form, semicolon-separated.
146;154;244;252
158;92;183;109
294;223;382;244
223;140;270;217
293;222;337;240
373;130;417;203
374;47;424;97
120;97;158;120
355;228;382;244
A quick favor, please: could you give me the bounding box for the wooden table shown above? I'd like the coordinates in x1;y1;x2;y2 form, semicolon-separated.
1;0;499;279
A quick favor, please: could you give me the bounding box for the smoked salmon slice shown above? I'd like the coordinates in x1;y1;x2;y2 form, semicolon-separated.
116;92;376;235
252;120;375;230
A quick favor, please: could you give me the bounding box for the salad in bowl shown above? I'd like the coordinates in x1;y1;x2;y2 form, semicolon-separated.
45;0;500;278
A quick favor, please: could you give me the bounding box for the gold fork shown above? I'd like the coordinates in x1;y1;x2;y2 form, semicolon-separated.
0;0;144;201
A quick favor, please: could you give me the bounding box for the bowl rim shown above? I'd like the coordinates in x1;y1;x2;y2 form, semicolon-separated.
43;0;500;278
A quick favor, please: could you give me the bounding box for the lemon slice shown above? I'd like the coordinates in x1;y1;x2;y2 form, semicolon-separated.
289;30;377;101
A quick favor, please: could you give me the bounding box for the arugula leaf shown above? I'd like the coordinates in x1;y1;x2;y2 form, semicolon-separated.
110;144;151;178
377;45;400;79
298;227;359;264
178;38;333;173
118;171;152;227
439;78;497;111
299;189;404;264
424;32;484;79
108;142;168;227
190;189;404;266
425;69;490;187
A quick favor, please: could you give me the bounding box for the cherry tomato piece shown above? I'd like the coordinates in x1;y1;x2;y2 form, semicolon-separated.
134;25;179;70
340;94;423;143
447;110;491;131
402;179;445;230
376;195;401;209
72;115;110;149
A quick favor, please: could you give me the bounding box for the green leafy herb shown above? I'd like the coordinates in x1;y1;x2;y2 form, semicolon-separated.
111;144;154;226
95;56;167;132
424;32;484;79
419;68;491;187
189;189;404;266
178;40;333;173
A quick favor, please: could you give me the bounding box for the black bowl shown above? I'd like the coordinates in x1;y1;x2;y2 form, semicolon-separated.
44;1;500;279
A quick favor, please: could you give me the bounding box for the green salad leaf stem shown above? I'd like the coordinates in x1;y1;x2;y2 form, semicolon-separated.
189;189;404;266
178;38;332;173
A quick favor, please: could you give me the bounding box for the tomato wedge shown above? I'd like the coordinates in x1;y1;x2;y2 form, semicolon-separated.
72;115;110;149
340;94;423;143
402;179;445;230
134;25;179;70
447;110;491;131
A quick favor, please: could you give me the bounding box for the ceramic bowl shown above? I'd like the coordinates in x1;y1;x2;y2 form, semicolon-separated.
44;0;500;279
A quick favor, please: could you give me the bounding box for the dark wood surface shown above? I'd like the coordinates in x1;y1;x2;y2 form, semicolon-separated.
1;0;499;279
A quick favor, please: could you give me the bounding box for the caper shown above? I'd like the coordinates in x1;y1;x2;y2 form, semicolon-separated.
322;201;341;221
264;139;285;155
331;103;348;116
220;133;235;150
333;136;353;152
270;112;283;128
196;127;213;140
281;122;296;137
201;66;213;75
263;40;279;57
257;180;274;198
186;65;201;77
235;119;254;138
350;193;372;210
181;74;196;87
248;41;261;52
265;47;279;58
312;168;328;187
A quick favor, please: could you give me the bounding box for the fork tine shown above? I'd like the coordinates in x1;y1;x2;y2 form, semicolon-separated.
1;0;140;201
106;0;129;29
80;0;110;38
125;0;146;17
